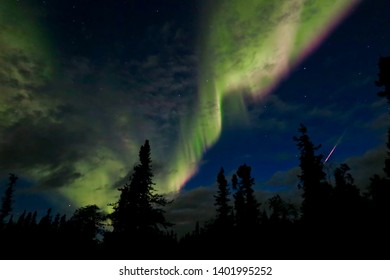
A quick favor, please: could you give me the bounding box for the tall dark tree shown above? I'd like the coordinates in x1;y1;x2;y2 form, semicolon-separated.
107;140;171;256
232;164;260;230
213;168;233;230
293;124;332;224
0;173;17;226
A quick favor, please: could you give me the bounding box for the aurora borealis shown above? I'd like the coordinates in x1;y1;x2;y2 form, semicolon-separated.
171;0;361;193
1;0;389;229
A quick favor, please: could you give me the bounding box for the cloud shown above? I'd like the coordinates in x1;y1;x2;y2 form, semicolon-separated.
345;144;387;189
0;50;47;89
258;166;303;208
246;94;302;131
0;113;91;169
39;167;83;190
165;187;215;236
366;112;390;131
264;167;301;188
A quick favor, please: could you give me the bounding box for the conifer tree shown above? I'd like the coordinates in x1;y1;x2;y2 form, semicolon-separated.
294;124;332;224
213;168;233;230
110;140;171;237
0;173;17;226
232;164;260;230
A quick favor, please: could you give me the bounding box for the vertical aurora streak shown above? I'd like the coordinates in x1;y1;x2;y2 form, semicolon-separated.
167;0;361;192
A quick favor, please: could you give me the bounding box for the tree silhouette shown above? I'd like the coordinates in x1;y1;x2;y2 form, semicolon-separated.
232;164;260;231
196;167;235;258
0;173;17;226
213;168;233;231
294;124;332;224
106;140;172;258
110;140;171;233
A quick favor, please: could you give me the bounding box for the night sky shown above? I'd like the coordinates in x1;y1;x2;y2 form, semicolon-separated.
1;0;389;235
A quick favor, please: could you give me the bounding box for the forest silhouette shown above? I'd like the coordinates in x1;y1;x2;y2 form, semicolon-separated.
1;57;390;260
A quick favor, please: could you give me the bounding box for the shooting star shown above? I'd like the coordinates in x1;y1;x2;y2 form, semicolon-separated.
324;132;346;163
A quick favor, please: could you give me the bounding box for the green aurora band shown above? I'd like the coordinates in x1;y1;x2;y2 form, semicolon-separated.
166;0;361;192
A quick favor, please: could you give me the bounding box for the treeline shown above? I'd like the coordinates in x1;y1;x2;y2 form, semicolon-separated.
0;57;390;259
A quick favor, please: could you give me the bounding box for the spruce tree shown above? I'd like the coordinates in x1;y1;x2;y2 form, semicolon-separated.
0;173;17;226
232;164;260;230
109;140;171;240
213;168;233;230
293;124;332;224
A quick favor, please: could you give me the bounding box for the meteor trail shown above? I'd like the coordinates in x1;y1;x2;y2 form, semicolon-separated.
324;132;345;163
325;144;338;163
